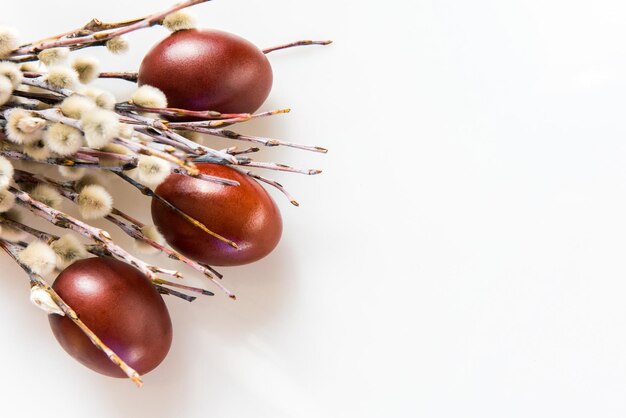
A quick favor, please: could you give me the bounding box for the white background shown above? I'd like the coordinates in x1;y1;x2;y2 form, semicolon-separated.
1;0;626;417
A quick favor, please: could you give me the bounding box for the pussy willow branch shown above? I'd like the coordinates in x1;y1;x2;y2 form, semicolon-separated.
120;112;237;164
262;40;333;54
0;217;58;243
14;170;184;278
10;0;213;57
82;244;197;302
0;149;110;170
22;71;139;83
124;112;324;173
16;76;327;165
0;216;203;301
0;239;143;387
118;103;289;123
30;107;200;177
13;170;232;297
223;146;261;156
188;126;328;153
9;186;181;282
114;171;239;249
105;214;235;298
0;148;242;252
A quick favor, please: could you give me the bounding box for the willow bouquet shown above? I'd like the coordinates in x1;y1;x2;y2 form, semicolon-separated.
0;0;329;386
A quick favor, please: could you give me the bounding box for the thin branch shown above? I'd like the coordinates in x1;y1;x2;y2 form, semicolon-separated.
106;212;234;299
115;172;239;249
234;167;300;207
0;239;143;387
263;39;333;54
10;0;213;56
9;186;182;282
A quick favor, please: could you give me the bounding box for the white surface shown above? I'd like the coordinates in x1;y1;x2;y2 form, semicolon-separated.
2;0;626;417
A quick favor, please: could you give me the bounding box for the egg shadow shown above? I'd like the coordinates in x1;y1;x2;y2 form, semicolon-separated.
192;241;300;336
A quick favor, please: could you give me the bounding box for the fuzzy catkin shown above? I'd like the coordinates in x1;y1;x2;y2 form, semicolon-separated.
45;123;84;156
45;67;78;89
0;61;23;88
0;156;14;190
0;27;18;57
81;109;120;149
131;85;168;108
72;57;99;84
77;184;113;220
18;241;57;276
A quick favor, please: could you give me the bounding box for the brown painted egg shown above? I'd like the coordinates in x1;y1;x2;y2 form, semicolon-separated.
49;257;173;377
138;29;273;114
151;163;282;266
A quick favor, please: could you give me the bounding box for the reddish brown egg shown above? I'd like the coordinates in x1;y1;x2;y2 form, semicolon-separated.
151;163;282;266
49;257;173;378
138;29;273;114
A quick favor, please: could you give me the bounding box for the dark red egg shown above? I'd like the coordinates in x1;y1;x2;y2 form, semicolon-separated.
138;29;273;114
151;163;282;266
49;257;173;378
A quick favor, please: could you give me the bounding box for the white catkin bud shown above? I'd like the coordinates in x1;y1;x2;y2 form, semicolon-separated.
0;156;14;190
0;75;13;106
131;85;168;108
58;165;86;181
30;286;64;316
44;67;78;89
95;91;116;110
133;224;165;255
162;10;197;32
60;95;96;119
18;241;57;276
20;62;41;73
105;37;129;54
29;184;63;209
118;123;135;139
23;139;51;161
5;108;46;144
0;209;26;242
81;108;120;148
45;123;84;156
137;155;170;187
74;173;103;191
77;184;113;219
50;234;88;269
72;56;99;84
0;27;18;58
0;189;15;212
37;47;70;66
0;61;22;88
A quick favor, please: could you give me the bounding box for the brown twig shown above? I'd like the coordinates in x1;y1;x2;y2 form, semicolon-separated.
9;185;183;282
0;239;143;387
263;39;333;54
9;0;213;57
234;167;300;207
105;212;235;299
115;172;239;249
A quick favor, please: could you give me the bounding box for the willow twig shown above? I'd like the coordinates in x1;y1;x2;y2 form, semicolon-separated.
9;186;182;282
106;212;235;299
263;40;333;54
195;128;328;153
115;172;239;249
0;239;143;387
10;0;213;57
234;167;300;207
98;72;139;82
